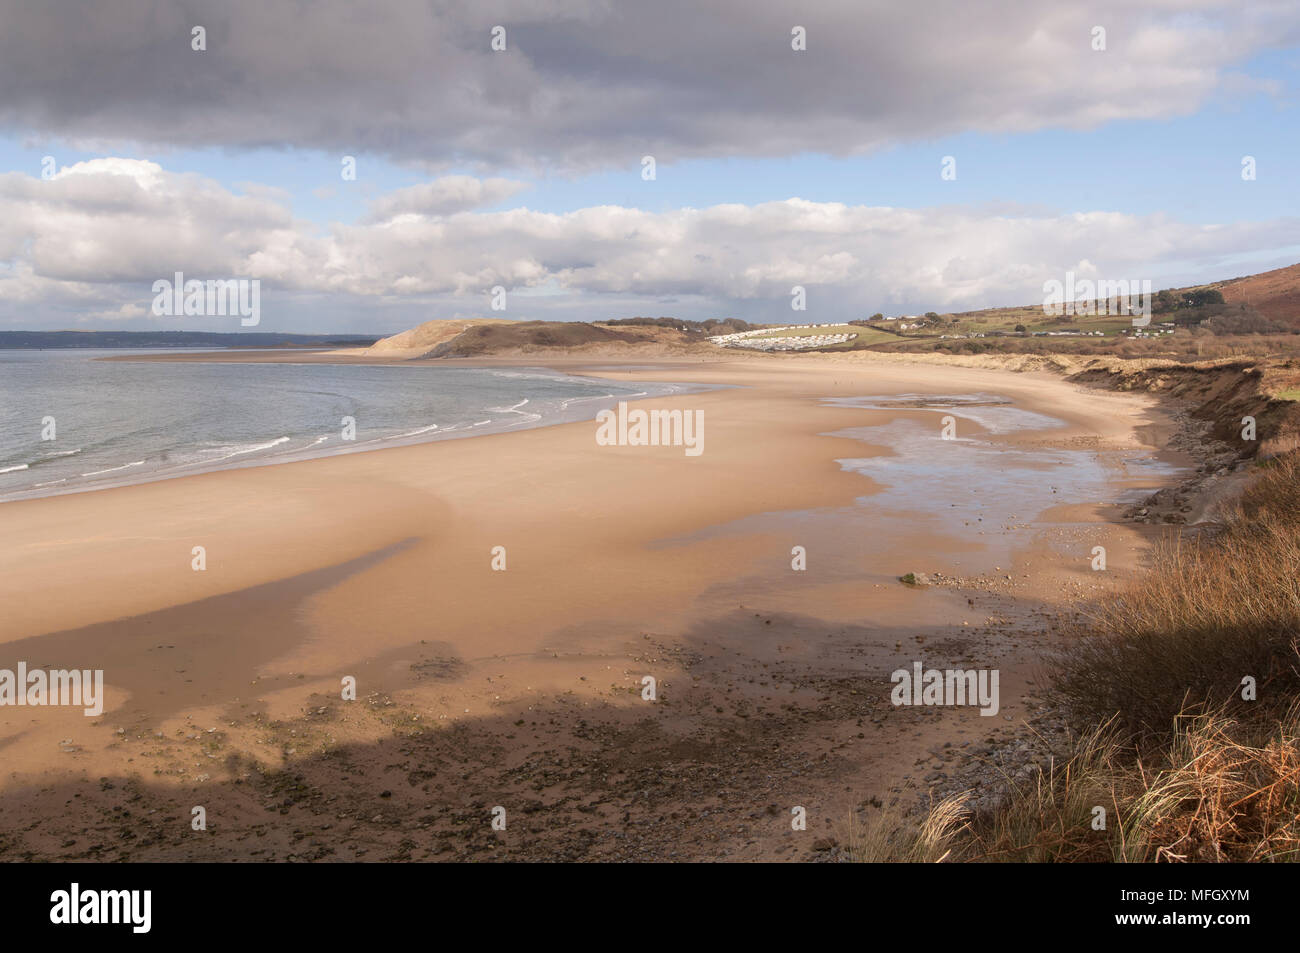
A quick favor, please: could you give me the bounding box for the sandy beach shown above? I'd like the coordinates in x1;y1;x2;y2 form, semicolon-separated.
0;354;1187;861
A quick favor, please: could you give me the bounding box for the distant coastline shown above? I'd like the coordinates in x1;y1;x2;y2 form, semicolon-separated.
0;330;382;349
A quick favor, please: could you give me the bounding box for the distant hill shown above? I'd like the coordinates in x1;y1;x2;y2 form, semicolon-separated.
363;318;516;357
1215;263;1300;326
860;262;1300;345
10;260;1298;357
0;330;381;349
425;321;673;357
367;316;755;359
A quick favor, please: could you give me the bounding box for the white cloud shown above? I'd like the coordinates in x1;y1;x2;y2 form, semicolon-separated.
365;176;530;220
1;161;1296;328
0;159;300;285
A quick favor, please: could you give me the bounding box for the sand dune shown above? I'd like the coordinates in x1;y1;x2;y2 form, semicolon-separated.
360;317;518;358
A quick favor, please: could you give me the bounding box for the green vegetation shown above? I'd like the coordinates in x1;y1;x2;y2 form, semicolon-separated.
1156;287;1226;312
822;278;1288;357
604;316;755;334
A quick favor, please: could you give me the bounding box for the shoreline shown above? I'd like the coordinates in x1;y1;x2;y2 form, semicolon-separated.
0;356;715;504
0;352;1192;861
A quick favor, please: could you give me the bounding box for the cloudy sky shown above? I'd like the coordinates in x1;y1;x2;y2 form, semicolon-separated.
1;0;1298;332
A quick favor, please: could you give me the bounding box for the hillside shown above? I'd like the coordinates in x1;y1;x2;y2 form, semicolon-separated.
1215;262;1300;325
829;262;1300;360
362;318;516;357
366;317;750;359
363;262;1300;360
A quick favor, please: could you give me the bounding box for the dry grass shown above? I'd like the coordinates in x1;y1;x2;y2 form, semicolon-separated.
861;709;1300;863
969;722;1131;863
875;450;1300;863
1056;452;1300;739
1124;708;1300;862
847;790;972;863
884;331;1300;363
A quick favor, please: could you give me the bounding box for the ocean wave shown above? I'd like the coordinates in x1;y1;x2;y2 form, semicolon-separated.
490;370;567;382
0;448;86;474
1;363;691;498
82;461;145;477
385;423;439;440
560;393;618;408
200;436;292;462
440;419;495;433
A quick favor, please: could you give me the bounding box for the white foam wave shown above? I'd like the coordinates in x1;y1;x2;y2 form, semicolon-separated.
386;423;439;440
82;460;145;477
201;436;291;462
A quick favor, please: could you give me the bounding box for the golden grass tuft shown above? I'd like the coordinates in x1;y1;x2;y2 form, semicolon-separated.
847;791;971;863
861;709;1300;862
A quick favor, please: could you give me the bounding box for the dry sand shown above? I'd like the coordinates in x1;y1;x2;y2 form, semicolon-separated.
0;353;1188;861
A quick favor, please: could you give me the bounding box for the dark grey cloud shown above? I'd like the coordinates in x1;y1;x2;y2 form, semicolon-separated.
1;0;1294;169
